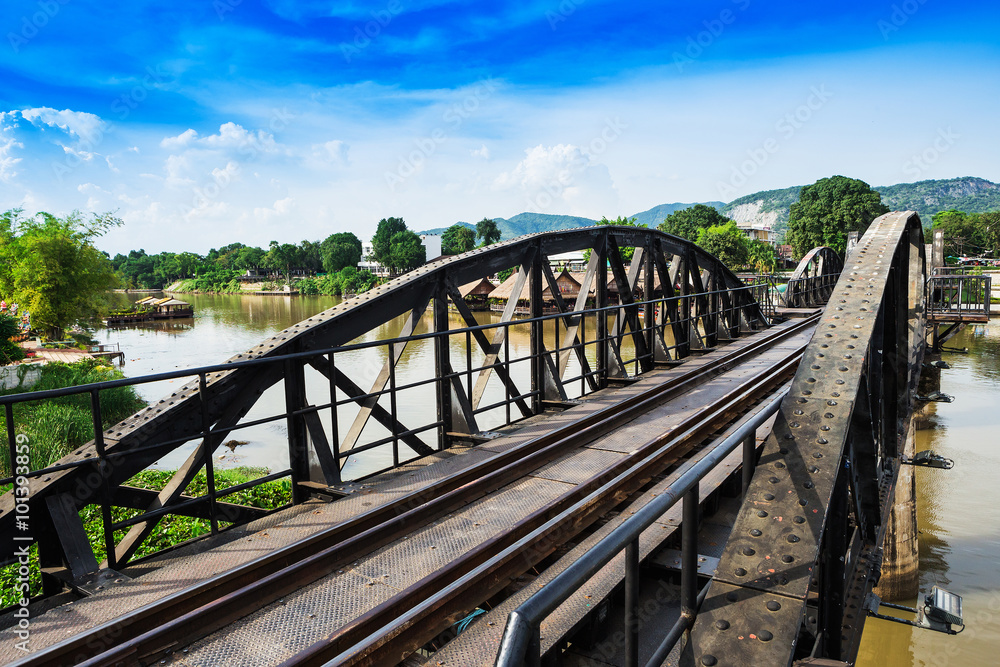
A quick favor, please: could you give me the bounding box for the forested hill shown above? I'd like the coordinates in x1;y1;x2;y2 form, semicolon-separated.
718;177;1000;231
419;177;1000;239
876;177;1000;222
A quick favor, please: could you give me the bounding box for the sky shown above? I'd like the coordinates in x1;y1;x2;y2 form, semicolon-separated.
1;0;999;255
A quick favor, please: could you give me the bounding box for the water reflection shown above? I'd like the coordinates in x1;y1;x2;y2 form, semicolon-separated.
858;319;1000;666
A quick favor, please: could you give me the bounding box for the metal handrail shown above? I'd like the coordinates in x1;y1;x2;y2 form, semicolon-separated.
494;388;788;667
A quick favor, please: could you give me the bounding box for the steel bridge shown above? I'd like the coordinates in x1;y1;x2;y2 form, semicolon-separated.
0;212;962;666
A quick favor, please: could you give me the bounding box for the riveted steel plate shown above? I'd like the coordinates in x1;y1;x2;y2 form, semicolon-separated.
712;399;853;599
683;582;806;667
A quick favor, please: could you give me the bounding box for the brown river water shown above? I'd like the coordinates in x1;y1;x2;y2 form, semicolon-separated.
98;293;1000;664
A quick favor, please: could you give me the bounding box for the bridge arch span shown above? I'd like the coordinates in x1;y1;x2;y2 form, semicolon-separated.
2;226;772;571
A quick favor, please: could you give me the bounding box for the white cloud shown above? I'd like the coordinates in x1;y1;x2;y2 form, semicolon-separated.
160;122;282;157
494;144;619;216
18;107;108;146
311;139;349;164
0;129;23;182
253;196;295;223
471;144;490;159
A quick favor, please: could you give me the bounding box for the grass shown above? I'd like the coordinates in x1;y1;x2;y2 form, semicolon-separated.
0;359;147;478
1;466;292;609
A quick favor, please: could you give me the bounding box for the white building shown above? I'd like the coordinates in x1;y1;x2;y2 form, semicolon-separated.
358;234;442;277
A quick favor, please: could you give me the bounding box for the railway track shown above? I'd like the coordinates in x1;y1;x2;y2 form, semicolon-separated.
19;315;819;667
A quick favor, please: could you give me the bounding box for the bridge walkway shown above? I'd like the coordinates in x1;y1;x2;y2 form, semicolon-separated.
2;320;814;667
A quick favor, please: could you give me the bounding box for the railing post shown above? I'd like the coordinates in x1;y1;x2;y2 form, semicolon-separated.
625;538;640;667
682;482;699;620
742;432;756;497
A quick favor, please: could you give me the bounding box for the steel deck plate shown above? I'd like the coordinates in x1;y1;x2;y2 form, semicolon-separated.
177;477;570;665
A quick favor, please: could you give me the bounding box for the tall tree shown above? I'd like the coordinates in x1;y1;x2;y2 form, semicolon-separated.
0;208;121;339
442;224;477;255
931;209;985;257
370;217;407;267
786;176;889;258
696;222;750;270
476;217;501;246
658;205;732;242
320;232;363;273
264;241;300;283
388;230;426;273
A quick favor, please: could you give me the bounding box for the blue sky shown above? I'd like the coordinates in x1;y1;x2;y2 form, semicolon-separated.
1;0;998;254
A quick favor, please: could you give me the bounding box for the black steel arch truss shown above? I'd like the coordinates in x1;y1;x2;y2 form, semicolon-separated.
685;211;926;666
1;226;768;577
784;246;844;308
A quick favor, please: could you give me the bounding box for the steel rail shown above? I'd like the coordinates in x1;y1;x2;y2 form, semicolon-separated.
312;348;807;667
18;316;817;667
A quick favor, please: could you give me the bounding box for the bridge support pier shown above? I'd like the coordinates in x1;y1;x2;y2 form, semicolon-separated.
876;417;919;601
877;359;940;600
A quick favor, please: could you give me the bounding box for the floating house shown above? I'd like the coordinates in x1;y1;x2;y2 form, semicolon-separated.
106;297;194;325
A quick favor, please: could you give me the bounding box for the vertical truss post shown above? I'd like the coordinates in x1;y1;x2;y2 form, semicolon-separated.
529;243;544;413
643;239;655;357
284;356;309;504
434;277;453;447
597;233;609;387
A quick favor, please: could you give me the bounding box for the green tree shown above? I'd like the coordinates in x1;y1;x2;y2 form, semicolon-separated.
746;239;777;273
298;240;323;273
476;217;501;247
442;224;477;255
0;209;121;339
931;209;986;258
786;176;889;258
233;246;266;271
263;241;300;284
658;205;731;242
0;313;25;365
370;217;407;267
696;222;750;270
388;230;426;273
320;232;363;273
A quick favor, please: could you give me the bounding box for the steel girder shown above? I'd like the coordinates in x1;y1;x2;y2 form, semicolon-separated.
1;226;766;573
683;212;927;667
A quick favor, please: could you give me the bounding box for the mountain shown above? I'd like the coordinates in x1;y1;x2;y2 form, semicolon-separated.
876;177;1000;223
629;201;724;229
717;177;1000;233
418;178;1000;241
720;186;801;234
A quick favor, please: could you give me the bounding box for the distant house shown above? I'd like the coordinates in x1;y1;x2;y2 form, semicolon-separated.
358;234;443;277
736;224;780;245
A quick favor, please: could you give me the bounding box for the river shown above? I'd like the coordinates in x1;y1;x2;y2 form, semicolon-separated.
98;293;1000;664
857;319;1000;666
